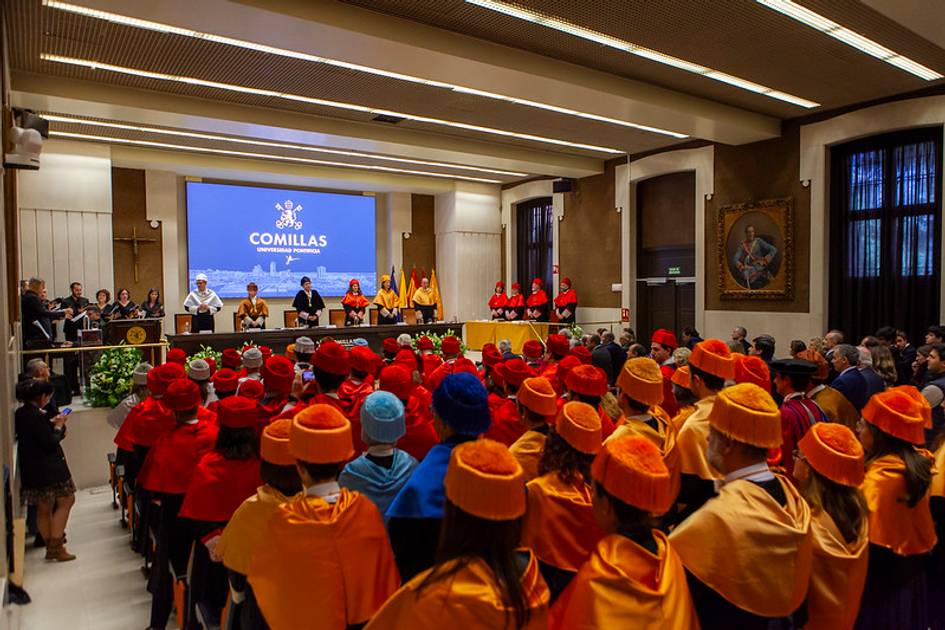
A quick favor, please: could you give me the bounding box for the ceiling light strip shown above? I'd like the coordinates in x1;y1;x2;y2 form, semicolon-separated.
756;0;942;81
41;0;687;139
41;54;624;154
465;0;820;108
42;114;528;177
49;131;503;183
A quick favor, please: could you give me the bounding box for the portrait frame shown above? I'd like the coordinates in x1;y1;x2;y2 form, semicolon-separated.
717;197;793;300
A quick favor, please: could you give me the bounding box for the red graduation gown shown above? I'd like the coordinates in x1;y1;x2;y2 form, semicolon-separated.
484;394;525;446
178;452;262;522
397;389;439;461
138;419;219;495
337;377;374;418
114;396;175;450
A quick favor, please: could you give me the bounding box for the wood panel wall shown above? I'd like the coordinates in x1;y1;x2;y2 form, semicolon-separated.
403;193;436;275
111;167;163;303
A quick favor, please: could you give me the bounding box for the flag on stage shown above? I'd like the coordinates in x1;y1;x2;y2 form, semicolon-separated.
406;268;418;306
389;266;398;295
430;268;443;321
397;268;409;309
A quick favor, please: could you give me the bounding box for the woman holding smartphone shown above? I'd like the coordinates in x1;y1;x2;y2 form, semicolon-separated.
15;378;77;562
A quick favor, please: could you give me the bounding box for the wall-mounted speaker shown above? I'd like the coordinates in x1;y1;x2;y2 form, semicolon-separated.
552;178;574;193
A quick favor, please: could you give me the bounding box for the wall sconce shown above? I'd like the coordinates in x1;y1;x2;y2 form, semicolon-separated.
705;193;713;201
149;219;161;229
801;179;811;188
501;223;507;230
615;206;622;214
402;231;411;240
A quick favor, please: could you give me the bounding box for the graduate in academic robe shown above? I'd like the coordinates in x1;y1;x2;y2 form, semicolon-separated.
373;275;399;325
485;359;533;446
793;422;869;630
415;336;442;376
669;366;698;432
489;281;508;320
337;346;377;417
541;334;571;394
669;383;813;630
505;282;526;321
342;279;369;326
217;420;301;630
798;349;860;429
386;373;491;581
188;358;214;407
422;336;468;392
339;392;418;519
522;402;605;601
649;329;679;416
249;405;399;630
771;358;828;483
259;356;294;423
550;436;699;630
208;368;239;415
854;389;937;630
564;364;617;439
553;278;577;324
366;439;550;629
509;377;558;481
178;396;263;620
378;365;439;462
184;273;223;332
525;278;550;322
292;276;325;327
411;276;437;324
236;282;269;330
137;379;219;630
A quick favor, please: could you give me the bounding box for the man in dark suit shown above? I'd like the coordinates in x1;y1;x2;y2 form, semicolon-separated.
858;346;887;398
830;344;869;411
21;277;72;352
59;282;89;343
601;331;627;382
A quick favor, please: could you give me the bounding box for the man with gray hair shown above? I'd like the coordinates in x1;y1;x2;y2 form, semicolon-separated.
824;329;844;350
498;338;518;361
830;343;869;411
731;326;750;354
21;277;72;351
108;363;152;429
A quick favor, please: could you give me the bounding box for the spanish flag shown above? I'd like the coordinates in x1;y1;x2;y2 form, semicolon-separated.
430;268;443;321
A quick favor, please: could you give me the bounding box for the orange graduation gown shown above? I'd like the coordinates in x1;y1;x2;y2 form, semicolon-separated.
862;452;937;556
805;508;869;630
249;489;399;630
217;485;297;576
669;474;812;618
607;412;681;501
550;532;699;630
509;429;548;482
365;550;549;629
522;473;605;572
932;441;945;500
675;396;722;481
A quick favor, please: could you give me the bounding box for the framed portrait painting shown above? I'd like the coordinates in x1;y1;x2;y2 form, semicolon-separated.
717;197;793;300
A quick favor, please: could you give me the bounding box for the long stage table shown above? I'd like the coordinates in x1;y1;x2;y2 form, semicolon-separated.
168;322;465;355
465;320;564;354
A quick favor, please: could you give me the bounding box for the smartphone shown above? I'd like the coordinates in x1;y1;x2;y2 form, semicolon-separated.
61;407;72;416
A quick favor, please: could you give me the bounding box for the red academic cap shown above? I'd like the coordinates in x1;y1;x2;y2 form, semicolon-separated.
379;365;414;401
382;338;399;355
523;340;543;359
350;346;378;374
651;329;678;349
211;368;239;394
314;341;351;376
441;336;461;355
416;336;434;351
495;281;505;290
571;345;592;365
166;348;187;365
163;379;201;411
217;396;259;429
546;334;569;359
221;348;242;370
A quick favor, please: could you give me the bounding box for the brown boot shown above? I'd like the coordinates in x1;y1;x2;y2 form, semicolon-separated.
45;537;76;562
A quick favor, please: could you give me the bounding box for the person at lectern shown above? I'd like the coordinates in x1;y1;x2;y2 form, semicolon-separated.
184;273;223;333
553;277;578;324
237;282;268;329
373;275;400;325
343;279;369;326
412;276;437;324
525;278;550;322
488;281;507;320
293;276;325;327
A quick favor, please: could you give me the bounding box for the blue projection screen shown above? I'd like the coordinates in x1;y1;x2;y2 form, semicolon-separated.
186;182;376;298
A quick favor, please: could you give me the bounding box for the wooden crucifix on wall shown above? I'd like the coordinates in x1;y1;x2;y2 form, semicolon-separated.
113;227;158;283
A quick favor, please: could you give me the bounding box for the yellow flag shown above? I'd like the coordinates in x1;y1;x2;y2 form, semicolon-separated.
397;268;408;308
406;269;417;307
430;268;443;321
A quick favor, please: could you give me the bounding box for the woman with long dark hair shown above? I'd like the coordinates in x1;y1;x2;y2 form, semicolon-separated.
110;288;138;320
855;389;936;630
367;439;549;629
141;287;164;318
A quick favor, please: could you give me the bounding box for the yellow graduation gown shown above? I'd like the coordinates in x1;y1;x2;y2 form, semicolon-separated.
412;287;436;306
522;473;605;572
509;430;547;482
805;508;868;630
863;452;937;556
373;289;399;311
675;396;721;481
217;485;296;575
607;412;681;501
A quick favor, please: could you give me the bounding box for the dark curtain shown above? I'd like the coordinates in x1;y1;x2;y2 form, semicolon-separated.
829;127;942;345
516;197;554;292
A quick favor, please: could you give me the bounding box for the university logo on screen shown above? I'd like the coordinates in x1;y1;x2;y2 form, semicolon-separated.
249;199;329;254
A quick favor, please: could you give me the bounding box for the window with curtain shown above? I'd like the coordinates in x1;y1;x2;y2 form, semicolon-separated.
516;197;554;293
829;127;942;344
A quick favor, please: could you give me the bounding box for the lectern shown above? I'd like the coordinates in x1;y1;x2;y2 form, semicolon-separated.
104;319;163;364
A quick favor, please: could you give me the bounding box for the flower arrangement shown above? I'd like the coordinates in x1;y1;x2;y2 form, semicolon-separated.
187;344;222;372
412;329;466;354
86;346;144;408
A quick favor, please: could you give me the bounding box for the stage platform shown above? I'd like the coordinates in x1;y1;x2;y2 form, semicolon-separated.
465;320;565;353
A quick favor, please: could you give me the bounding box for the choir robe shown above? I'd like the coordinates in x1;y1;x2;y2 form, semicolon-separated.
365;550;549;629
397;388;439;462
550;532;699;630
488;292;508;320
138;420;219;495
218;485;298;576
807;384;859;429
553;289;577;324
178;452;262;522
505;293;525;320
669;474;812;625
509;426;550;482
805;508;868;630
249;489;399;630
339;449;418;520
523;473;604;597
485;394;525;446
606;412;681;502
114;395;174;451
337;376;374;419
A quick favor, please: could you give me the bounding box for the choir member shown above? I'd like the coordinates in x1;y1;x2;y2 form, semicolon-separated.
412;276;437;324
373;275;400;325
140;288;164;319
525;278;550;322
292;276;325;327
237;282;268;329
249;405;399;630
366;439;550;629
522;401;604;601
505;282;525;321
509;377;558;481
109;288;138;320
489;281;508;320
95;289;114;320
649;329;680;416
551;436;699;630
184;273;223;332
386;373;491;581
342;279;369;326
553;278;577;324
670;383;812;629
794;422;868;630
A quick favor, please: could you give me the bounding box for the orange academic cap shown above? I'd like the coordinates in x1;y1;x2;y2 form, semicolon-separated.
592;435;673;514
557;401;602;455
289;404;354;463
798;422;864;487
616;358;664;406
444;439;525;521
708;382;781;448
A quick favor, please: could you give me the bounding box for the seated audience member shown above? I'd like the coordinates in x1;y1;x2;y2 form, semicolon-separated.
564;364;616;439
505;283;526;321
277;340;352;420
798;349;859;429
373;275;400;325
541;334;571;392
731;326;751;354
926;325;945;345
340;391;418;518
107;362;151;429
794;423;869;630
217;420;301;630
682;327;703;350
386;372;491;581
669;365;697;431
670;383;812;629
551;436;699;630
522;402;604;601
649;329;679;416
672;346;691;368
367;439;549;629
292;336;315;374
509;377;558;481
525;278;550;322
789;339;807;358
249;405;399;630
499;338;518;361
337;345;377;415
208;368;238;414
379;365;438;462
870;344;898;388
921;343;945;433
523;339;546;372
830;344;869;411
188;358;213;405
260;355;294;422
627;343;649;359
240;347;264;381
858;346;888;398
416;336;442;375
236;282;268;329
237;378;265;402
553;278;577;324
770;359;827;483
485;359;532;446
489;281;508;320
165;348;187;366
221;347;241;371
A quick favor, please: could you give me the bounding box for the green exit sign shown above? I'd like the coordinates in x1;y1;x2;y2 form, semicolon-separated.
668;266;681;276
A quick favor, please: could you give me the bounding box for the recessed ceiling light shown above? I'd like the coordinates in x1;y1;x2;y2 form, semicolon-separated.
465;0;820;108
757;0;943;81
49;130;505;183
41;54;626;155
41;0;687;139
41;114;529;177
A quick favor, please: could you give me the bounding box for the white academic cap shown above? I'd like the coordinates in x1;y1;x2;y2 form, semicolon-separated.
195;273;208;282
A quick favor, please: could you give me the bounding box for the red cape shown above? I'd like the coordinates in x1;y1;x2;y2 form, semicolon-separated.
259;395;289;424
398;389;439;461
421;354;443;376
659;365;679;416
526;290;549;307
337;377;374;418
198;404;217;425
484;395;526;446
114;396;175;450
178;451;262;522
553;288;577;308
489;293;508;309
507;294;525;308
138;420;218;494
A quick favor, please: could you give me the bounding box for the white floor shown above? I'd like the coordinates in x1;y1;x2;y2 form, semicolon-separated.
17;486;176;630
